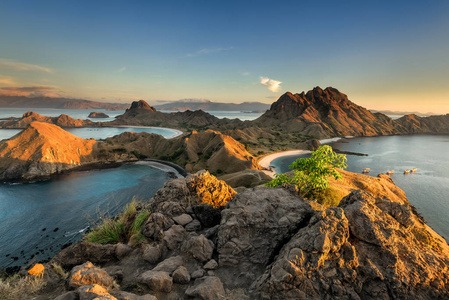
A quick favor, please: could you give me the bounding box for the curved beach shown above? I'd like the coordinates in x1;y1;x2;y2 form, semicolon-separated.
115;125;183;139
258;150;311;177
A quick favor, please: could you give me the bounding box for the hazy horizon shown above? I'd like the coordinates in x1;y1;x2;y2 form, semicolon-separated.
1;1;449;114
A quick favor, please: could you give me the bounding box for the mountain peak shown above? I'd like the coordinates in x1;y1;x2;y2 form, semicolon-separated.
127;100;156;111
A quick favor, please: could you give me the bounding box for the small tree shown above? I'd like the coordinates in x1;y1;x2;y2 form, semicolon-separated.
266;145;347;196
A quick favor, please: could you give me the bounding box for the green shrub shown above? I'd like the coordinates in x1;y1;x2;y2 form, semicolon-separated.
84;199;150;245
266;145;347;197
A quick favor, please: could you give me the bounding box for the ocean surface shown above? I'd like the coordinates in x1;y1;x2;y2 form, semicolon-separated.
0;164;170;269
271;135;449;240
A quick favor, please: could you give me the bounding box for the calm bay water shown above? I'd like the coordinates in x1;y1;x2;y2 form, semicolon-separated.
271;135;449;240
0;164;170;269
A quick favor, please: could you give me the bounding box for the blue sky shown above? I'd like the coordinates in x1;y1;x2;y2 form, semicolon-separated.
0;0;449;113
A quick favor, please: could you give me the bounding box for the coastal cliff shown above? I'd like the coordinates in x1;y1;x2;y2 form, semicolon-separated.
16;170;449;299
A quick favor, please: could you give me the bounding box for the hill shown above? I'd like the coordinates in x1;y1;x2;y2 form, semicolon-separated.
0;95;128;111
0;122;97;181
0;111;95;128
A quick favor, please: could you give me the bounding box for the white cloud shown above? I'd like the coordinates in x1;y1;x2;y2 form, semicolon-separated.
260;76;282;92
117;66;126;72
0;59;54;73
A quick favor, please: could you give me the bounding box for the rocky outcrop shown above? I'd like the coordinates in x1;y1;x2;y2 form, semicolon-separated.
256;190;449;299
0;122;97;181
0;111;94;128
88;112;109;118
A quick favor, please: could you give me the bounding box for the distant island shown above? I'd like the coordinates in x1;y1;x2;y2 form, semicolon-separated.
154;98;270;112
0;95;129;111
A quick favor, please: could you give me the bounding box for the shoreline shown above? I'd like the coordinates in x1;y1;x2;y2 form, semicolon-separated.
258;150;311;178
114;125;183;139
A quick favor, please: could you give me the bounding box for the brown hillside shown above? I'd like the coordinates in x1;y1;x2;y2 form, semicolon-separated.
0;122;96;181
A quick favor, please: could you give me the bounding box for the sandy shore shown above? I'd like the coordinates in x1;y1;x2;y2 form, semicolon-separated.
258;150;311;177
115;125;183;139
134;160;184;178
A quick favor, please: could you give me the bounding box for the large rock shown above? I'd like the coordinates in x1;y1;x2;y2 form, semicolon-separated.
152;256;184;274
139;270;173;293
148;171;236;215
192;204;222;228
141;213;174;241
256;190;449;299
182;234;214;263
112;291;157;300
185;276;226;300
216;187;314;288
68;261;115;290
52;242;117;269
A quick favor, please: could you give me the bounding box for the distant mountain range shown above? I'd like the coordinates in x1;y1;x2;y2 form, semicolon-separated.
0;95;129;111
371;109;436;117
154;99;270;112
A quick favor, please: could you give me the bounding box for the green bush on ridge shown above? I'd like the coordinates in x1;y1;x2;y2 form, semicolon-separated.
266;145;347;199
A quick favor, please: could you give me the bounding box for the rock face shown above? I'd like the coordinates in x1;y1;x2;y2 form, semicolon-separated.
88;112;109;118
35;171;449;299
0;122;97;181
0;111;94;128
395;113;449;134
254;87;402;138
256;190;449;299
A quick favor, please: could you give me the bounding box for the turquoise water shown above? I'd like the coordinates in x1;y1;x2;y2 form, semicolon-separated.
271;135;449;240
0;164;170;269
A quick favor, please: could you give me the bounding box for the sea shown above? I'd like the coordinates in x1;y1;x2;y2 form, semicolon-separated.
271;135;449;241
0;108;264;269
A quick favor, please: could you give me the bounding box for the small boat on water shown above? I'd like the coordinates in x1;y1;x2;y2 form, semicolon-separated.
362;168;370;173
386;170;395;175
404;170;410;174
411;168;417;173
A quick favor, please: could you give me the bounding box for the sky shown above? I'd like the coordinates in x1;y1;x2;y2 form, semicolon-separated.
1;0;449;114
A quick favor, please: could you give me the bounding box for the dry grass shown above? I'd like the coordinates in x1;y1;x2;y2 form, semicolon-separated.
51;263;68;279
0;274;45;300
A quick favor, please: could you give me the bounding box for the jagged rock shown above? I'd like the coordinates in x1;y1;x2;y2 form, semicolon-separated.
203;260;218;270
185;219;202;232
115;243;133;260
54;291;79;300
68;262;115;290
77;284;117;300
256;190;449;299
172;213;193;226
172;266;191;284
148;171;236;216
52;242;117;269
216;187;313;288
192;204;222;228
185;276;226;300
139;270;173;293
152;256;184;274
142;246;162;264
182;234;214;262
141;213;174;241
162;225;186;250
112;291;157;300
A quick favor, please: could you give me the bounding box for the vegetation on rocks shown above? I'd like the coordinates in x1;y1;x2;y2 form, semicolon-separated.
84;199;150;245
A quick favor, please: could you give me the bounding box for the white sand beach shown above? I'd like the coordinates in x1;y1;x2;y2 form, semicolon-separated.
258;150;311;177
